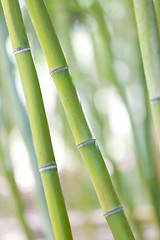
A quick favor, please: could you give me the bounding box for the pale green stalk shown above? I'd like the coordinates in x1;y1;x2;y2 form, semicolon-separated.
133;0;160;147
24;0;135;238
1;0;73;239
133;0;160;223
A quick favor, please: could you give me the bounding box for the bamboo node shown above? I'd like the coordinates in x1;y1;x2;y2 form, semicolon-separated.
13;46;30;55
50;66;69;75
76;139;96;148
150;97;160;104
39;163;57;173
103;206;123;218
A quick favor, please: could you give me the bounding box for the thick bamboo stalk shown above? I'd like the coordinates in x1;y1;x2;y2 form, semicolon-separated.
24;0;135;238
1;0;73;239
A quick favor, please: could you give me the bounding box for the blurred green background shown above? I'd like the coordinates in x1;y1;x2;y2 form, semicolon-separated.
0;0;159;239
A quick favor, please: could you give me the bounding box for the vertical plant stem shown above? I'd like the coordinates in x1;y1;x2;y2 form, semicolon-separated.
24;0;135;238
133;0;160;223
133;0;160;148
1;0;73;239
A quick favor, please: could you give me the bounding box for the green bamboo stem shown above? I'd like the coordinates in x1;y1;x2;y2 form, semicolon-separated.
1;1;73;239
133;0;160;226
133;0;160;149
24;0;134;238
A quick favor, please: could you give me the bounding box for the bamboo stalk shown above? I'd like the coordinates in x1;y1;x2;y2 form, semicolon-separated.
133;0;160;149
1;0;73;239
24;0;135;238
133;0;160;224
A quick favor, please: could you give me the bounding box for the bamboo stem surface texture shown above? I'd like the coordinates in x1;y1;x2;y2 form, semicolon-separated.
1;0;73;239
24;0;135;239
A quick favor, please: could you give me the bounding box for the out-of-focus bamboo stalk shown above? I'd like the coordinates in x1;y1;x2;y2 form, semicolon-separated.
133;0;160;223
